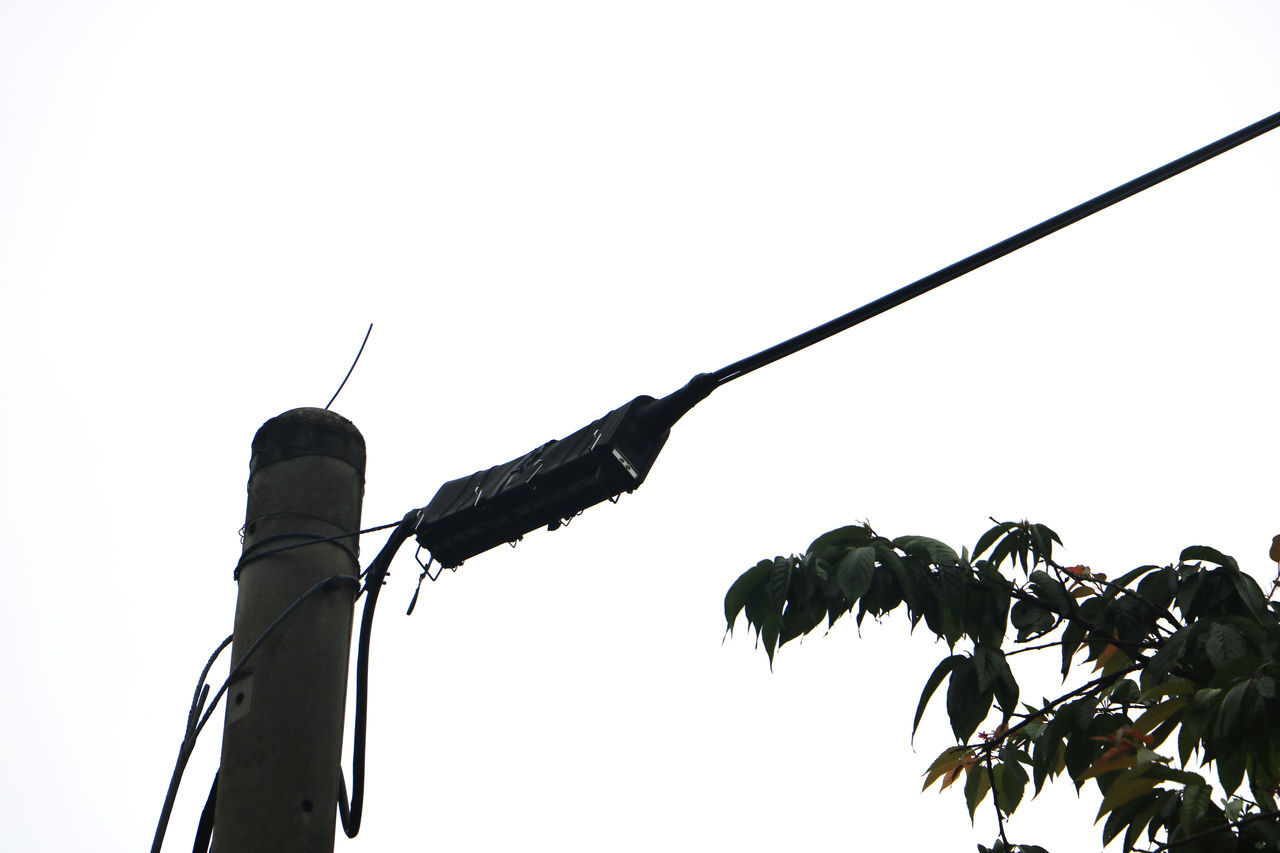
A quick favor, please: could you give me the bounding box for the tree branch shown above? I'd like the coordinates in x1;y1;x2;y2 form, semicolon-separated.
1005;639;1072;657
1043;556;1184;633
967;664;1143;751
1154;808;1280;851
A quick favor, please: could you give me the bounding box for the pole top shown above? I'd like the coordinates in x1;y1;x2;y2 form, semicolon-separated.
250;407;366;475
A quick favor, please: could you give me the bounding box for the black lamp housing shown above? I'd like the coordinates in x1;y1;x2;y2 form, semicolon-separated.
414;373;716;568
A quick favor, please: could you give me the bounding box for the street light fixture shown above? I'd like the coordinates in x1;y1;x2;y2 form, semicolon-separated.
413;373;717;567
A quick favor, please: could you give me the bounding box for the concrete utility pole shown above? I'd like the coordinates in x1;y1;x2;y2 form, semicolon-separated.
212;408;366;853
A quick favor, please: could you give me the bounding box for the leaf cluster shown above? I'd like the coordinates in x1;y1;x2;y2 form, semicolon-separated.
724;521;1280;852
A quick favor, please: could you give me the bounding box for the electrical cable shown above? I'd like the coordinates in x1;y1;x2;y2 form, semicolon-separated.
150;634;231;853
191;575;360;742
150;576;359;853
234;532;359;580
707;107;1280;388
191;772;217;853
410;107;1280;576
337;511;419;838
231;518;405;579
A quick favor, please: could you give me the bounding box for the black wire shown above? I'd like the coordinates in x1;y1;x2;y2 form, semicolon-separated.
191;772;217;853
710;108;1280;387
337;512;418;838
240;511;351;544
191;575;360;742
150;635;232;853
152;514;417;852
234;532;359;580
232;519;405;579
189;636;233;730
150;576;359;853
326;323;373;410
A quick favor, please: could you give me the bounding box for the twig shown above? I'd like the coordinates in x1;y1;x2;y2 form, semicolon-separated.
985;753;1012;850
966;664;1143;751
1043;555;1184;634
1155;809;1280;850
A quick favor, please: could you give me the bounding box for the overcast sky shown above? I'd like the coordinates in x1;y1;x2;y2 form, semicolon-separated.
3;3;1278;851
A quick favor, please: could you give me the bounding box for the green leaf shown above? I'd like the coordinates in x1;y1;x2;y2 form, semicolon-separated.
760;615;781;668
947;657;993;743
1029;524;1049;565
894;535;961;567
805;525;874;560
1031;730;1062;795
1137;567;1178;612
922;745;971;790
1179;545;1239;572
1060;619;1086;680
1097;565;1164;609
1247;814;1280;846
1108;678;1141;706
1068;694;1102;728
1216;745;1246;796
1032;696;1091;794
873;544;906;587
1065;729;1102;787
965;764;991;822
974;646;1019;717
1096;768;1160;820
1204;622;1248;669
1214;679;1251;740
974;522;1016;560
1123;791;1169;853
938;564;967;648
1105;597;1155;649
995;758;1027;814
767;557;794;617
1132;696;1190;736
990;532;1016;571
915;655;964;738
1179;782;1211;837
1251;777;1280;813
974;645;1003;693
1010;600;1055;640
1138;677;1195;702
1231;572;1269;623
1031;577;1076;627
779;598;826;645
1175;572;1204;619
835;546;876;603
724;560;771;631
884;550;922;614
1141;625;1192;689
1035;522;1062;548
1102;790;1158;846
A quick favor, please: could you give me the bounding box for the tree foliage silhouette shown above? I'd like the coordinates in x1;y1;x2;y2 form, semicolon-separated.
725;520;1280;852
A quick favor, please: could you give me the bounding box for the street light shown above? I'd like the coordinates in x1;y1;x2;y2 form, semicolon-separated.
413;372;718;567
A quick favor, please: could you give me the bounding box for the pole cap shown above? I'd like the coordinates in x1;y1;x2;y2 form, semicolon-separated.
250;407;367;475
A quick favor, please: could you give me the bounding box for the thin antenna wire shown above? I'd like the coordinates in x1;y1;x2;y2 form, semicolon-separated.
326;323;373;410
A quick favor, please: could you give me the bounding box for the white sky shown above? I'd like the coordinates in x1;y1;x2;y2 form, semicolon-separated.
2;3;1278;851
